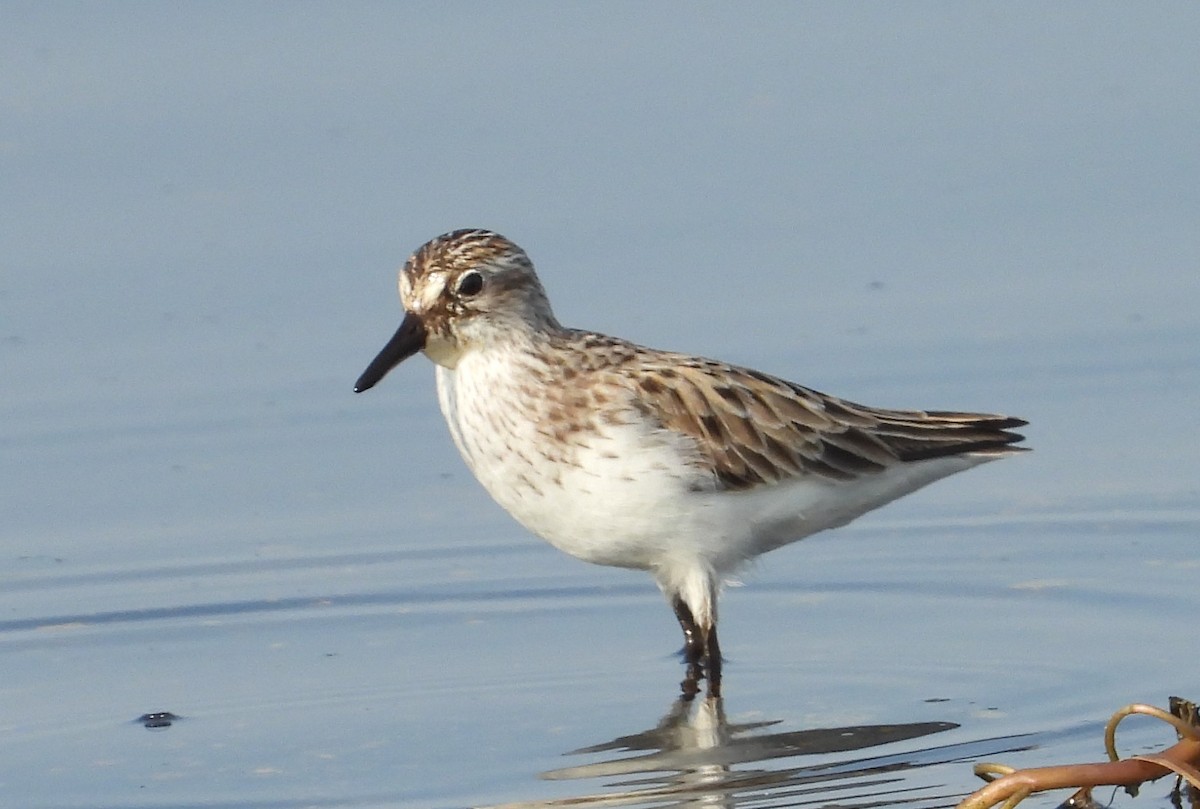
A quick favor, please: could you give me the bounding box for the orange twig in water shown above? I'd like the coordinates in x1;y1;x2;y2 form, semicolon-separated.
957;701;1200;809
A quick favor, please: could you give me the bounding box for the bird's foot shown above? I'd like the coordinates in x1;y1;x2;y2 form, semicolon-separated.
679;650;721;700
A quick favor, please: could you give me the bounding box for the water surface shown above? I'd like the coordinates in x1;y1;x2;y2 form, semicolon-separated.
2;4;1198;808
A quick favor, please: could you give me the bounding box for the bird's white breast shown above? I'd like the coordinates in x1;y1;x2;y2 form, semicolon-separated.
434;346;999;581
435;350;719;570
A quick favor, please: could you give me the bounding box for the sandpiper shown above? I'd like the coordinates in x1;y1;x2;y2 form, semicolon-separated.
355;229;1027;697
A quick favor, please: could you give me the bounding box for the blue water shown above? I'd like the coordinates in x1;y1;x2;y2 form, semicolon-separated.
3;5;1198;808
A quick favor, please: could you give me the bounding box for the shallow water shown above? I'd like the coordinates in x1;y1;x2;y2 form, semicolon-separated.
3;5;1199;808
4;328;1196;808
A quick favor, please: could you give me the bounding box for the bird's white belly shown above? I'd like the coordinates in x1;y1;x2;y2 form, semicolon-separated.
436;362;722;569
435;361;994;577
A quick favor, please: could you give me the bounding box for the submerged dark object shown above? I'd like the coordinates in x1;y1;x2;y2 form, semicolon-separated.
136;711;181;729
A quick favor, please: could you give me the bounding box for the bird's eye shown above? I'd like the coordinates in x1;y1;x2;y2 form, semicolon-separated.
456;271;484;298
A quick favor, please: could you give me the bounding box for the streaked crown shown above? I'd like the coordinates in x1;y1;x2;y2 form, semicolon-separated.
399;229;560;365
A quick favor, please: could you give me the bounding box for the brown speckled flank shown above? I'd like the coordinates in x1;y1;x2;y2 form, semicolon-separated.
356;229;1027;698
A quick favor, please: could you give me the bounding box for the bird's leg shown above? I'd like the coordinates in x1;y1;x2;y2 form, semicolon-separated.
672;594;705;662
672;595;705;698
703;624;722;698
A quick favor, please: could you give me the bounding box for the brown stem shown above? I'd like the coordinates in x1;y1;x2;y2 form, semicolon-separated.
958;739;1200;809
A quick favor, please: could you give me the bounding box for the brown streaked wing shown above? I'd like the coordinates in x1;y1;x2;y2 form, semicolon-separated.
621;354;1027;491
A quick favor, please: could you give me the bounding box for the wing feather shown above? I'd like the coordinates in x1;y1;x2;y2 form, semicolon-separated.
636;361;1027;491
561;330;1028;492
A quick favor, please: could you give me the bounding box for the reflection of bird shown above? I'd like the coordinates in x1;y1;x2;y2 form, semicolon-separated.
502;694;963;809
356;229;1028;696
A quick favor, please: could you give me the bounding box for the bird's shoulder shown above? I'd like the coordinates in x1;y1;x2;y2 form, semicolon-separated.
549;330;897;490
546;330;1027;491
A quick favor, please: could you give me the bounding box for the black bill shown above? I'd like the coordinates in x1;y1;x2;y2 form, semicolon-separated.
353;312;427;392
